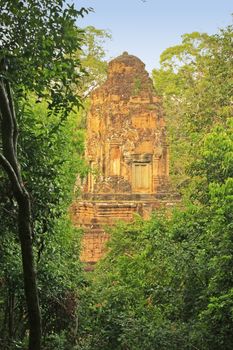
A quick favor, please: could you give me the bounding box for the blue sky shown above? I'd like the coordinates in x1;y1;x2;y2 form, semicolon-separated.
74;0;232;73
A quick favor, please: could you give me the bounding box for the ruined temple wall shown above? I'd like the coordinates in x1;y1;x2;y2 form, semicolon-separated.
71;198;175;263
84;54;169;196
72;53;173;264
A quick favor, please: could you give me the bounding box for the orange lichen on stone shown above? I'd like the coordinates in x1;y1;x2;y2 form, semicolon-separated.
72;52;177;265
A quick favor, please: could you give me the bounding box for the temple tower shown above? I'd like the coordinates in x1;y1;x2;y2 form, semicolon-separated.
72;52;170;265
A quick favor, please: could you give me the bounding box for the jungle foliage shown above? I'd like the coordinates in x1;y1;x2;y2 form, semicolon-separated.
152;26;233;190
0;1;110;349
76;24;233;350
0;1;232;349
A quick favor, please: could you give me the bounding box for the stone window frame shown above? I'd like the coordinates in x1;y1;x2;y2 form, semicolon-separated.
131;154;152;193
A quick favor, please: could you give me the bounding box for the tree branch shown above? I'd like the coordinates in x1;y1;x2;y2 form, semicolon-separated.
0;153;23;200
5;80;18;154
0;79;21;179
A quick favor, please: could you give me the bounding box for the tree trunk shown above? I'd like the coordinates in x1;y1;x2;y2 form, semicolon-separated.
0;73;42;350
18;193;42;350
8;289;15;339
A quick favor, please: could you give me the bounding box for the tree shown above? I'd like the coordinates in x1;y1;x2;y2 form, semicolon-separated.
79;26;111;97
71;25;111;129
0;95;87;349
153;25;233;190
0;1;89;349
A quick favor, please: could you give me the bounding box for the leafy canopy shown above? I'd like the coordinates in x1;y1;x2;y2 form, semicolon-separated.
0;0;90;112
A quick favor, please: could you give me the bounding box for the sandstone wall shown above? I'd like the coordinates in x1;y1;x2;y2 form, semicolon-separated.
72;52;175;264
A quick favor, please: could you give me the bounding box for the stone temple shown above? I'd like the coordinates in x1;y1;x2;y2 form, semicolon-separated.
72;52;171;265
